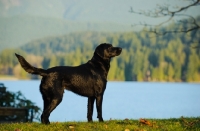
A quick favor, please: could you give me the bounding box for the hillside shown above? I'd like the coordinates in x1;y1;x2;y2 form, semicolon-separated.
1;32;200;81
0;15;200;81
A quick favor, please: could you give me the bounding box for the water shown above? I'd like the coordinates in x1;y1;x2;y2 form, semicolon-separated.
0;80;200;122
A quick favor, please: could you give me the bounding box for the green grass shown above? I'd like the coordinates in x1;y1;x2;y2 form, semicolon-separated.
0;117;200;131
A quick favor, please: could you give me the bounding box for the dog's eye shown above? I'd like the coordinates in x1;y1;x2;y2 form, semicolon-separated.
108;47;112;51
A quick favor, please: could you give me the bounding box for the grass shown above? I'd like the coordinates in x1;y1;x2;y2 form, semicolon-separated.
0;117;200;131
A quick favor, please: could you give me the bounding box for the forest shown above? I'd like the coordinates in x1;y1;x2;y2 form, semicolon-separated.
0;16;200;82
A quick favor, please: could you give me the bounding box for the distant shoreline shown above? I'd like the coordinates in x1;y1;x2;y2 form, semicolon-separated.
0;76;19;80
0;76;200;83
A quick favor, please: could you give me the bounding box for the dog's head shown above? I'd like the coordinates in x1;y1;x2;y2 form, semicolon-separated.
95;43;122;59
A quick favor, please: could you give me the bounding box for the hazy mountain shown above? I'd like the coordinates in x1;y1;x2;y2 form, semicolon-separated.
1;0;199;51
0;0;137;51
0;15;135;51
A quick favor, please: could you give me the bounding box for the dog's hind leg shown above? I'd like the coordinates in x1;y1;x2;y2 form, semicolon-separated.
41;96;51;124
87;96;95;122
41;95;63;124
40;84;64;124
40;74;64;124
96;95;104;122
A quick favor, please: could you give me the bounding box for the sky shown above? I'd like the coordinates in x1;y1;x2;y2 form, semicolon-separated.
0;0;199;25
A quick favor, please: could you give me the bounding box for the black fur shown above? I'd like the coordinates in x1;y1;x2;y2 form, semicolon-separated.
15;43;122;124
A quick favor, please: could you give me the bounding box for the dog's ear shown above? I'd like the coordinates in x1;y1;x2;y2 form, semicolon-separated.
95;45;104;58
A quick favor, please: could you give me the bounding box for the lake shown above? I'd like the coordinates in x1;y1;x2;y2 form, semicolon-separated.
0;80;200;122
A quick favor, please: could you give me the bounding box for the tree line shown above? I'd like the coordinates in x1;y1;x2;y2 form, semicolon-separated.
0;16;200;82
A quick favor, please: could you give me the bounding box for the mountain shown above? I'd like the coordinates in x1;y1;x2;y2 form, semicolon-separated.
0;15;134;51
0;0;138;51
1;0;199;51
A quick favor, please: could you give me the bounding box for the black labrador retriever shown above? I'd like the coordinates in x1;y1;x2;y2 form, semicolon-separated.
15;43;122;124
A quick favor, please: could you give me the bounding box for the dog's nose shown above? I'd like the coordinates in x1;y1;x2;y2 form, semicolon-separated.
117;47;122;55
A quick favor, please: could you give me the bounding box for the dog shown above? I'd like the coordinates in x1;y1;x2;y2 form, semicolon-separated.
15;43;122;124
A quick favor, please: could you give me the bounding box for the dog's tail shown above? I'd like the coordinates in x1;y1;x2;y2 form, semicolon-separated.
15;53;48;76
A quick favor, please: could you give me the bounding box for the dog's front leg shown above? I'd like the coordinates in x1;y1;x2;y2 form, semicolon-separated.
96;95;104;122
87;97;95;122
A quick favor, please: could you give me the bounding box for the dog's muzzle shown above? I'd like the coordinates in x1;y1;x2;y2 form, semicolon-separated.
116;47;122;56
